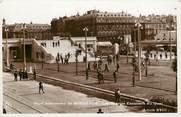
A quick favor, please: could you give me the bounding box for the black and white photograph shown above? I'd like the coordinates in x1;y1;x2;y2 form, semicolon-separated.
0;0;180;115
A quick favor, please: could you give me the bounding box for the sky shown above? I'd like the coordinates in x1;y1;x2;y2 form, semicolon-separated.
0;0;179;24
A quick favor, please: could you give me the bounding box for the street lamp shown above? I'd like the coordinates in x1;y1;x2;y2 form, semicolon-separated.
5;27;10;67
132;54;136;87
144;51;149;77
126;43;129;63
83;27;88;80
135;21;142;81
23;23;27;70
75;49;81;75
41;51;44;69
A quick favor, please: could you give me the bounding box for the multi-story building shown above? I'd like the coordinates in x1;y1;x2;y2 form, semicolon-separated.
51;10;137;43
2;19;52;40
51;10;176;43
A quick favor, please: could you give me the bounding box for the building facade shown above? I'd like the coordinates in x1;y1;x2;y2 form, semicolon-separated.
2;19;52;40
51;10;176;44
51;10;137;43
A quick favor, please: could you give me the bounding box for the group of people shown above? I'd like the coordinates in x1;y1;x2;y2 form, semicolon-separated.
57;52;71;64
41;42;47;47
13;69;28;81
14;68;45;94
52;41;60;47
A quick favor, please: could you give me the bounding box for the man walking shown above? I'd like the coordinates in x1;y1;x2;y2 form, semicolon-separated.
19;69;23;81
14;71;18;81
115;88;121;103
39;81;45;94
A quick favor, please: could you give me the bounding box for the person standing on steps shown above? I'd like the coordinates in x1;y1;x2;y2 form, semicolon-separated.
39;81;45;94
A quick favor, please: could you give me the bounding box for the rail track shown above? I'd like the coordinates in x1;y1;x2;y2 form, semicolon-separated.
35;74;177;112
4;93;43;113
4;66;177;112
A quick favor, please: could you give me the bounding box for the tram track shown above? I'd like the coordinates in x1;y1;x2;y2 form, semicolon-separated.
3;90;43;113
35;74;177;112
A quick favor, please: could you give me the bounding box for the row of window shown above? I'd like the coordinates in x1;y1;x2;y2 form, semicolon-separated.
14;25;50;30
156;38;174;40
97;31;130;36
96;25;134;30
145;24;166;29
97;13;131;17
96;18;134;23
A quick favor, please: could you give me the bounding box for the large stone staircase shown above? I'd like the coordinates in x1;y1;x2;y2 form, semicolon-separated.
35;39;96;63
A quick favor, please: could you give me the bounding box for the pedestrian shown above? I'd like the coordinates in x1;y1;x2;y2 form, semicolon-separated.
116;63;120;72
53;42;54;47
93;61;97;70
160;53;162;59
113;71;117;83
97;71;101;84
115;88;121;103
83;56;86;63
23;70;28;80
104;63;109;72
57;41;60;46
19;69;23;81
165;52;168;59
14;70;18;81
97;108;104;113
39;81;45;94
10;63;13;70
67;53;71;59
88;62;91;71
3;108;6;114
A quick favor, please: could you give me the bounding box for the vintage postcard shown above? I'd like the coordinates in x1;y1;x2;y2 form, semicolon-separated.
0;0;180;116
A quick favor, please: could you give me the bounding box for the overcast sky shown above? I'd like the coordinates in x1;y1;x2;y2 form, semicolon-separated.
0;0;179;24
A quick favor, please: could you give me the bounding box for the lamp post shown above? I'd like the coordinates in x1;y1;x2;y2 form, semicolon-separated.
126;43;129;63
5;27;10;67
23;23;27;71
144;51;149;77
83;27;88;80
75;49;79;75
132;54;136;87
135;21;142;81
169;31;172;62
41;51;44;69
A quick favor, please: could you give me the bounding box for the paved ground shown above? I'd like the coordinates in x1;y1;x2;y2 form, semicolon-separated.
10;55;177;102
3;72;128;113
